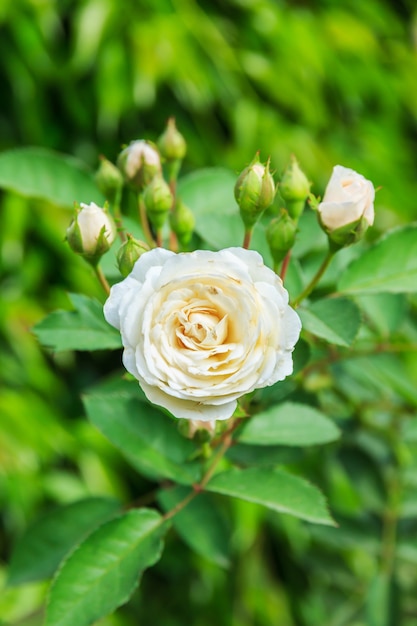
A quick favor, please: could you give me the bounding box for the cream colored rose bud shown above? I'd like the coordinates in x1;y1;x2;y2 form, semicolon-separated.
66;202;116;263
234;153;276;229
318;165;375;248
279;155;311;220
117;140;161;192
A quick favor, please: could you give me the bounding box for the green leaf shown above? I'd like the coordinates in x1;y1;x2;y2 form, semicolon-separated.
298;297;361;346
338;225;417;294
33;293;122;352
238;402;340;446
403;418;417;443
83;378;201;485
0;147;104;207
8;498;121;586
356;293;407;336
158;486;231;568
178;168;270;261
45;509;169;626
206;467;335;526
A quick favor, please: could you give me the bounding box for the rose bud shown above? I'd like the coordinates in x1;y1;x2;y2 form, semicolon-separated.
279;155;311;221
143;175;173;231
157;117;187;162
266;209;297;265
317;165;375;249
66;202;116;264
169;199;195;247
94;156;124;203
234;153;276;230
117;140;161;192
117;235;149;277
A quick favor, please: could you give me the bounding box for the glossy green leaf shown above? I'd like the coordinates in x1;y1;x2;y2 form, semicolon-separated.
83;378;201;485
158;486;231;568
238;402;340;446
0;147;104;207
33;294;122;352
45;509;169;626
8;498;121;586
356;293;407;336
338;225;417;294
298;297;361;346
207;467;335;525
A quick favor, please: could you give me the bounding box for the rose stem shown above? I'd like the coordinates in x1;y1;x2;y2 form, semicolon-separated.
94;265;111;296
112;187;127;243
291;249;334;308
138;195;156;247
242;229;252;250
280;250;291;281
162;419;241;522
156;229;163;247
168;174;178;252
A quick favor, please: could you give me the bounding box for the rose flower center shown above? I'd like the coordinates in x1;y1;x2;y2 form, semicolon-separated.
176;305;228;349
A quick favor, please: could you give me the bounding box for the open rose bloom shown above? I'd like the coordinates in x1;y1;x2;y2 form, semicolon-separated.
104;247;301;421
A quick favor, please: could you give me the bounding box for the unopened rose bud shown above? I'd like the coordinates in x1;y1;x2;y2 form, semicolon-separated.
279;156;311;220
66;202;116;264
117;140;161;192
266;209;297;264
94;156;123;203
169;199;195;247
317;165;375;249
178;418;216;442
117;235;149;277
143;175;173;231
157;117;187;162
235;154;275;229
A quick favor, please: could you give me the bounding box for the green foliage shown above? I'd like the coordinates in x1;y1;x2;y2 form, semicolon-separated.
158;487;231;568
83;378;202;485
8;497;121;586
45;509;169;626
207;467;335;526
298;297;362;347
237;402;340;446
33;294;122;352
0;148;104;208
339;225;417;294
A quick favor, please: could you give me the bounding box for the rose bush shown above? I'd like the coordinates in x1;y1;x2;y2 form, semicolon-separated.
318;165;375;232
104;247;301;421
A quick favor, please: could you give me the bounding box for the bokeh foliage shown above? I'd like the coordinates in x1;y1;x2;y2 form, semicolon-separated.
1;0;417;625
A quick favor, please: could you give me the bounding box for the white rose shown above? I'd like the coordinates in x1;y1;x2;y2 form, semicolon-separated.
66;202;116;258
104;247;301;421
318;165;375;232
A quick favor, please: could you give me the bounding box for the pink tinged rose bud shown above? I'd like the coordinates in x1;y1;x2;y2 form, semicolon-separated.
317;165;375;248
66;202;116;262
117;140;161;192
104;247;301;421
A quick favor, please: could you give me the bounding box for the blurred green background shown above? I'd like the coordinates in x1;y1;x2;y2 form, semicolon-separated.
1;0;417;624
